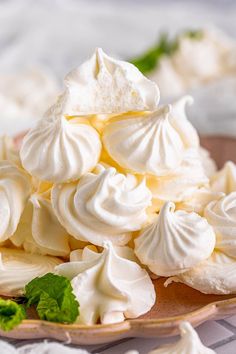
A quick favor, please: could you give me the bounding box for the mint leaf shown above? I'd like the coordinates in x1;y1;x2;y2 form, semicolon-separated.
25;273;79;324
184;29;203;40
0;298;26;331
130;33;178;74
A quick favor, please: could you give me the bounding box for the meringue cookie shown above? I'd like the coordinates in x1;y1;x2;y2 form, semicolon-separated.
147;148;208;204
149;321;215;354
20;115;101;183
170;95;199;148
103;105;187;176
135;202;215;276
0;248;62;296
199;147;217;178
210;161;236;194
204;192;236;257
166;251;236;295
0;162;31;242
55;242;155;325
11;190;70;257
52;165;152;246
176;187;224;215
172;28;231;86
60;47;159;115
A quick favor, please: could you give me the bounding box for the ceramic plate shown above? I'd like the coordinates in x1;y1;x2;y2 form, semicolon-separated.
2;135;236;345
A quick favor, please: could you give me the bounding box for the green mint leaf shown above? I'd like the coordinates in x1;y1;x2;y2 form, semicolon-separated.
0;298;26;331
25;273;79;324
130;33;178;74
183;29;203;40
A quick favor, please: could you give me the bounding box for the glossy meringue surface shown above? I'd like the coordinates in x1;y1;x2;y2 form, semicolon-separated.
56;242;155;325
20;115;101;183
60;47;160;115
135;202;215;276
149;321;215;353
103;105;187;176
0;248;62;296
205;192;236;257
52;165;152;246
167;251;236;295
0;162;31;242
210;161;236;194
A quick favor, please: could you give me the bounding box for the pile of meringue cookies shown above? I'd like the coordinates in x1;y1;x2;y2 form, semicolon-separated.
1;48;236;325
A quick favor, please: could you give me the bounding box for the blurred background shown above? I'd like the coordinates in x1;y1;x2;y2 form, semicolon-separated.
1;0;236;136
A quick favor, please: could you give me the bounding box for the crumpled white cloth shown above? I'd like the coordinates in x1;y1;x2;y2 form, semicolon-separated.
0;340;90;354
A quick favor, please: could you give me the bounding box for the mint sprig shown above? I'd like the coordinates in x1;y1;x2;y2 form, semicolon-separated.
0;298;26;331
25;273;79;324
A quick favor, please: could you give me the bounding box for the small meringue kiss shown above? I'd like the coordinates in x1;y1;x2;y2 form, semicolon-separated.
210;161;236;194
103;105;187;176
55;242;155;325
20;115;101;183
149;321;215;354
0;161;31;242
205;192;236;257
0;248;62;296
166;251;236;295
52;165;152;246
135;202;215;276
11;190;70;257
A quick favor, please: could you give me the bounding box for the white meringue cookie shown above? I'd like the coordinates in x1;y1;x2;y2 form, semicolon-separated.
176;187;224;215
149;321;215;354
210;161;236;194
135;202;215;276
204;192;236;258
199;147;217;178
170;95;199;148
52;165;152;246
60;48;159;115
11;190;70;257
55;242;155;325
20;115;101;183
147;148;208;204
166;251;236;295
103;105;187;176
0;162;31;242
0;248;62;296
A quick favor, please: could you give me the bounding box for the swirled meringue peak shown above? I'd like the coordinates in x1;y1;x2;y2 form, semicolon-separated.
103;105;188;176
166;251;236;295
149;321;215;354
20;114;101;183
52;165;152;246
0;248;62;296
210;161;236;194
55;242;155;325
60;48;159;115
135;202;215;276
11;190;70;257
169;95;200;148
0;162;31;242
204;192;236;257
147;148;209;204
